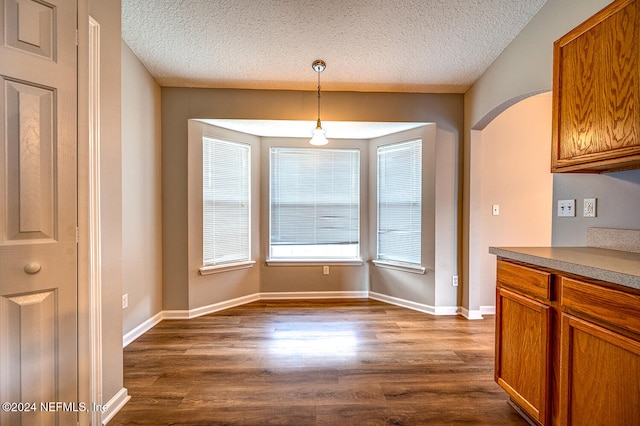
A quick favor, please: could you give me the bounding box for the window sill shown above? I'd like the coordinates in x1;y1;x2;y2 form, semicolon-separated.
372;260;426;275
266;258;364;267
199;260;256;275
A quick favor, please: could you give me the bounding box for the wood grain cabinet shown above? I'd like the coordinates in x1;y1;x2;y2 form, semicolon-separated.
559;277;640;425
495;260;640;425
495;260;552;424
552;0;640;173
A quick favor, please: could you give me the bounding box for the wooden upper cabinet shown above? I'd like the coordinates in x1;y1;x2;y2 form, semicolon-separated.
552;0;640;173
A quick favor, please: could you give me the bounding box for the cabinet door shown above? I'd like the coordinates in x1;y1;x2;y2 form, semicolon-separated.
552;0;640;172
559;314;640;425
495;287;552;424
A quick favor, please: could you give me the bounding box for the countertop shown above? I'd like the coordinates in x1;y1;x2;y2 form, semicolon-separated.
489;246;640;290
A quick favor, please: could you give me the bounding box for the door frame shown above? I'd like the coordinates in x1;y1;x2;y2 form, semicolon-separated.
88;15;103;426
77;1;95;425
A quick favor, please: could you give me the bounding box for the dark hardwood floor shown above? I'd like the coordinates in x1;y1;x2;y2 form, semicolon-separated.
109;299;526;425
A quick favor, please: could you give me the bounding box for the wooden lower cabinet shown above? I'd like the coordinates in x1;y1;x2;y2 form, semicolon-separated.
559;276;640;426
495;287;551;424
559;314;640;425
495;260;640;425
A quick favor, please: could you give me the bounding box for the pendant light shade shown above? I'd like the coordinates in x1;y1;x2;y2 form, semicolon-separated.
310;119;327;146
310;59;328;146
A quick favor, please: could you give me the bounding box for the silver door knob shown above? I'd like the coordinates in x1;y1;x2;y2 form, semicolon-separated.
24;263;41;274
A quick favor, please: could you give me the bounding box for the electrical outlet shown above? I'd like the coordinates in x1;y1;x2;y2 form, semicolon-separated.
452;275;459;287
583;198;597;217
558;199;576;217
122;294;128;309
323;266;329;275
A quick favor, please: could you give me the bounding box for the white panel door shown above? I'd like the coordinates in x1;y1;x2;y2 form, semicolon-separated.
0;1;78;425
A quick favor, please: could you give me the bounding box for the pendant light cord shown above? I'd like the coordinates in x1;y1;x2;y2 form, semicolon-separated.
309;60;328;145
317;70;322;126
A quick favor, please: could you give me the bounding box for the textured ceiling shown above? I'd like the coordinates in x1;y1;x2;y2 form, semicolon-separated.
122;0;548;93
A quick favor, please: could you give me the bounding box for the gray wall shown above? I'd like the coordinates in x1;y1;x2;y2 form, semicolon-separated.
162;89;464;311
180;121;457;310
126;0;640;336
466;0;613;129
187;122;262;308
463;0;640;312
121;41;163;334
552;170;640;245
368;125;458;311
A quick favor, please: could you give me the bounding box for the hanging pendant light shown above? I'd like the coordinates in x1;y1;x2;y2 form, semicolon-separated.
310;59;329;146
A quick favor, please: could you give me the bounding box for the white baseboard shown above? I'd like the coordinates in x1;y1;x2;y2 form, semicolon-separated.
123;312;163;347
124;292;491;349
458;307;484;320
480;305;496;315
163;293;261;320
189;293;261;318
260;290;369;300
369;291;458;316
102;387;130;425
161;292;367;322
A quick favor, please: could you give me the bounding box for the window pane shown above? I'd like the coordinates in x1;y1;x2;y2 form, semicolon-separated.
270;148;360;259
377;140;422;265
203;137;251;266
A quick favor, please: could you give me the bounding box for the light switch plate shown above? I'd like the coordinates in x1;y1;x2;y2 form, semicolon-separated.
558;199;575;217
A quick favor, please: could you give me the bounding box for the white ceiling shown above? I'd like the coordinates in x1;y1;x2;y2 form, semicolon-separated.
199;119;429;139
121;0;548;94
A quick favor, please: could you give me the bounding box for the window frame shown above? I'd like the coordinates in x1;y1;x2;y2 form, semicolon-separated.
374;139;425;274
267;146;362;264
200;136;255;274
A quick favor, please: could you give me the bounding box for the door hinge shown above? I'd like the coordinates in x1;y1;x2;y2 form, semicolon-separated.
76;29;79;46
76;227;80;243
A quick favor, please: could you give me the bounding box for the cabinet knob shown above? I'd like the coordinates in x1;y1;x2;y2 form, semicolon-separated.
24;262;41;274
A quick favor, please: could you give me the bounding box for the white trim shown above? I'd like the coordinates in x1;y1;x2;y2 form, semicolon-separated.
131;292;368;330
101;387;130;426
189;293;261;318
161;309;192;320
260;291;369;300
480;305;496;315
266;259;364;266
458;307;485;320
199;260;256;275
163;293;261;320
88;16;103;426
123;312;163;347
369;291;457;316
371;259;427;274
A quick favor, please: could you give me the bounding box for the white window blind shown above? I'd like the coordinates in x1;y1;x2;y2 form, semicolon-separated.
377;139;422;265
270;147;360;259
203;137;251;266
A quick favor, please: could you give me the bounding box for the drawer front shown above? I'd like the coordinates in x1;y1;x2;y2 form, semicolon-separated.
561;276;640;337
497;260;552;301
